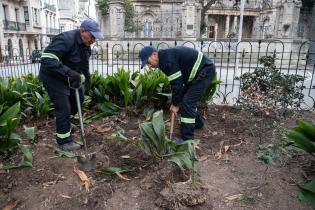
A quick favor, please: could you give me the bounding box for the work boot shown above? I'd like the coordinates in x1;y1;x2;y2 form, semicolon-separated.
58;142;81;151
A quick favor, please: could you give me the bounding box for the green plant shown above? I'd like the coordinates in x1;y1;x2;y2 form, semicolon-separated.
298;180;315;208
286;120;315;208
257;144;281;164
0;144;33;170
25;126;36;144
200;71;221;103
111;111;199;177
132;69;170;108
96;0;109;16
85;102;120;122
107;68;132;107
89;72;110;104
0;75;52;119
286;120;315;155
139;111;199;186
123;0;136;32
0;102;21;156
239;55;305;117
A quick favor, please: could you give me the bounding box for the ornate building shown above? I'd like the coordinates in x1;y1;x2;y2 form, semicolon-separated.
99;0;314;42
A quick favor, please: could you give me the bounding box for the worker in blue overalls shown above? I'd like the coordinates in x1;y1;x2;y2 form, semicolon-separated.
39;19;103;151
139;46;215;143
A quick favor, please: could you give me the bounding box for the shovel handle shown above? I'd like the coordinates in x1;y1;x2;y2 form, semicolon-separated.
75;88;88;156
169;112;175;140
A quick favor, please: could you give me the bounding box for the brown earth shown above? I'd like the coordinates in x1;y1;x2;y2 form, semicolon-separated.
0;105;314;210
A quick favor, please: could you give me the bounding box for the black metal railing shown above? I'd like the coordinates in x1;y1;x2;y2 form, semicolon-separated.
0;39;314;109
3;20;26;31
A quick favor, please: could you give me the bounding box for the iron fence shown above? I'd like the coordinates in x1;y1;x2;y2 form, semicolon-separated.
0;39;314;109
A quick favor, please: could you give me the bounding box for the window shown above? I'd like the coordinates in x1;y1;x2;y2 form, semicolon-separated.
19;39;24;57
15;8;19;22
33;8;39;25
24;7;30;25
7;39;13;58
208;26;215;38
34;39;38;50
143;20;153;37
187;24;194;30
3;5;8;20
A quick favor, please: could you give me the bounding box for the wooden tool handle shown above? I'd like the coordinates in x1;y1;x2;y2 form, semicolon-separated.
170;112;175;140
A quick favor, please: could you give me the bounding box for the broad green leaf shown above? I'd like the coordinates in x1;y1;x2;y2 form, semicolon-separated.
54;148;76;158
24;127;36;141
140;122;159;149
0;102;20;126
0;144;33;170
297;120;315;141
168;156;184;170
101;167;130;174
151;110;165;143
19;144;33;165
299;180;315;208
287;130;315;154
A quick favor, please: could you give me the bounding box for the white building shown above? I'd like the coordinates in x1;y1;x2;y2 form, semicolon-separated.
0;0;60;60
41;0;60;48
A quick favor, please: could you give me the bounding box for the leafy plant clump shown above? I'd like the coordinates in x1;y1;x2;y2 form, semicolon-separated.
286;120;315;208
113;110;199;177
0;102;33;169
239;55;305;117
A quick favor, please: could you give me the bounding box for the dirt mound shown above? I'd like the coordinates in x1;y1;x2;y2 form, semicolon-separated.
156;181;209;210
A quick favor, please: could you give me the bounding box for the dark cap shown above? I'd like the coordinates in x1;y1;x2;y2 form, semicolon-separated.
139;46;157;69
80;19;103;39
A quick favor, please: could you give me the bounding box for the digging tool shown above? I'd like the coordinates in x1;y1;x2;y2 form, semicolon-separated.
74;87;96;171
169;112;175;140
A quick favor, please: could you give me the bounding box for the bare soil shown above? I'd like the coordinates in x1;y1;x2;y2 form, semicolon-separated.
0;105;314;210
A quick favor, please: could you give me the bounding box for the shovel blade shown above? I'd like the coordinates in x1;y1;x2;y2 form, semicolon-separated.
77;153;96;172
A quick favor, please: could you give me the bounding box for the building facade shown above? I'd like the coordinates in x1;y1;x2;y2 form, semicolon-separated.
0;0;60;60
99;0;313;42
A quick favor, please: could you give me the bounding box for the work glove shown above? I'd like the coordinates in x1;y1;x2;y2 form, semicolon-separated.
68;69;81;88
84;76;91;92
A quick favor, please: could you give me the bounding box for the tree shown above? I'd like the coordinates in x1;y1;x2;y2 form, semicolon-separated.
97;0;109;16
198;0;217;35
124;0;136;32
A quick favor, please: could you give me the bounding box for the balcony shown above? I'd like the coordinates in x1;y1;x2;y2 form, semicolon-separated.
46;27;60;34
43;3;56;12
3;20;26;31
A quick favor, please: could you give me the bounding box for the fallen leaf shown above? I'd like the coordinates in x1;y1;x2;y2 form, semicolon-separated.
60;194;72;199
74;168;90;192
42;181;57;187
212;131;218;136
223;145;230;153
2;200;18;210
197;155;211;162
116;172;130;181
96;126;112;133
225;194;243;201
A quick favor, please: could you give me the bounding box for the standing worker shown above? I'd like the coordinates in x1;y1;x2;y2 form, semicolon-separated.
39;19;103;150
139;46;216;142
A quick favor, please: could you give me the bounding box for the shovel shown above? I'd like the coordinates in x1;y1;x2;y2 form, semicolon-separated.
74;87;96;171
169;112;175;140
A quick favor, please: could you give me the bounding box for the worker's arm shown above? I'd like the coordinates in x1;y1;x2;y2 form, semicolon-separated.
40;33;76;80
165;62;185;106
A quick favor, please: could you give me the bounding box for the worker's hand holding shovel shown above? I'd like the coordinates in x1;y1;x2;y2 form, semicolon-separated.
169;104;179;114
169;104;179;140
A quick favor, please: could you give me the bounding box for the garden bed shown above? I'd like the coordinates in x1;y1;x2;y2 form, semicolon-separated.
0;105;314;210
